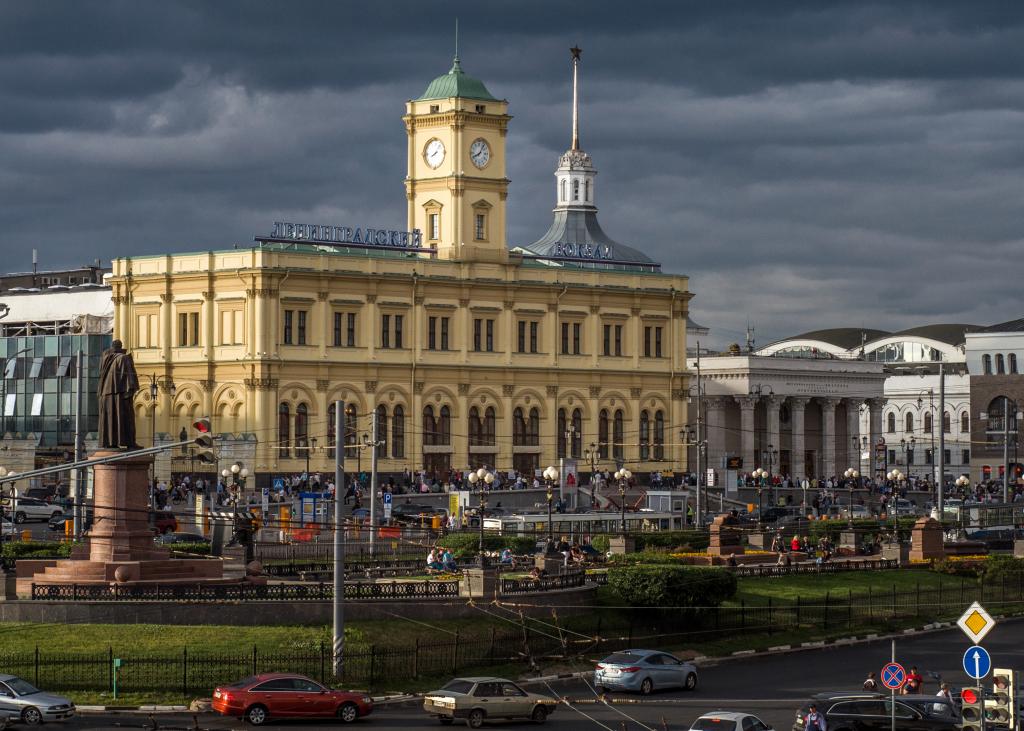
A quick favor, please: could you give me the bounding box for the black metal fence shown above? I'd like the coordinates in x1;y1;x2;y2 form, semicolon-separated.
732;558;899;577
30;580;461;602
12;574;1024;697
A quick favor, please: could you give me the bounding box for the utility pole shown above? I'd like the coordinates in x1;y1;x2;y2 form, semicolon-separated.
695;343;705;528
72;349;84;539
1003;395;1010;504
937;361;945;513
332;399;345;677
368;409;379;556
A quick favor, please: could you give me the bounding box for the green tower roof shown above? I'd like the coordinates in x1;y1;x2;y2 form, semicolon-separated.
417;57;498;102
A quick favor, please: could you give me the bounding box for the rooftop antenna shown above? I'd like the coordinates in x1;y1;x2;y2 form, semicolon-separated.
454;18;459;63
746;323;755;353
570;46;582;150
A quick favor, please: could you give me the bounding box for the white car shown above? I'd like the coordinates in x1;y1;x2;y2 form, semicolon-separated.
690;711;775;731
1;497;63;524
0;518;14;540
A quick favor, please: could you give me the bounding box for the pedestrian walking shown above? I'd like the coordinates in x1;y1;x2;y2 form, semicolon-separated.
863;671;877;691
804;704;827;731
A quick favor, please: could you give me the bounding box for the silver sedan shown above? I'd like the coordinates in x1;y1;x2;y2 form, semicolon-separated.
594;649;698;695
0;674;75;725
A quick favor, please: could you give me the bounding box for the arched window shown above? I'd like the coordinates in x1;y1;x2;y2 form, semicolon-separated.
439;405;451;444
528;408;540;446
295;403;309;457
961;412;969;433
942;411;951;434
983;354;993;375
887;412;896;433
613;410;624;460
375;404;387;458
654;410;665;461
924;412;933;434
905;412;914;433
327;402;336;447
560;179;567;202
572;179;580;201
469;406;481;447
483;407;496;446
584;180;590;202
513;407;525;445
1012;354;1019;374
278;403;290;458
997;354;1006;374
571;408;582;457
557;408;567;458
423;405;436;447
392;405;405;458
598;409;609;457
639;410;650;460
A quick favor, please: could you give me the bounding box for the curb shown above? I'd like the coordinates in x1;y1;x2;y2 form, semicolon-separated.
76;693;418;714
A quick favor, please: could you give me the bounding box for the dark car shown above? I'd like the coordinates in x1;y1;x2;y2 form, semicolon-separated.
211;673;372;726
391;503;445;524
794;692;959;731
761;506;802;524
965;528;1023;551
47;511;94;532
154;532;209;546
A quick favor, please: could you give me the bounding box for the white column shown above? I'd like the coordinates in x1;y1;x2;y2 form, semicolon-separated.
736;396;757;471
868;398;886;479
705;397;726;471
820;398;837;479
764;395;782;457
789;397;809;482
846;400;862;473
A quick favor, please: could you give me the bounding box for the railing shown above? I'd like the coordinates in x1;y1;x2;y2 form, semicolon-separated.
732;558;898;577
30;579;460;602
500;571;588;595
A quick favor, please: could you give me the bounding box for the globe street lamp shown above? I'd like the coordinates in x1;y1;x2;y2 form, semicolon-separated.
583;444;600;508
542;465;559;545
887;468;905;537
467;467;495;566
752;468;768;527
613;468;632;535
842;468;859;528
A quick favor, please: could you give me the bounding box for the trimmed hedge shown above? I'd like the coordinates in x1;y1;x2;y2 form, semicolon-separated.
2;541;74;560
607;565;736;608
439;533;537;560
590;531;709;554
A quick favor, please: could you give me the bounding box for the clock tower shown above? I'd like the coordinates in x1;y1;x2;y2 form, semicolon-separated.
404;54;510;262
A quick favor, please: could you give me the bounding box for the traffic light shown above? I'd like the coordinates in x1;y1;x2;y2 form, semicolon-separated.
962;687;983;731
192;417;216;464
988;669;1016;730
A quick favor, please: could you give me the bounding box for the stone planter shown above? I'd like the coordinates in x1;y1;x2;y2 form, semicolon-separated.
608;536;636;555
880;543;910;565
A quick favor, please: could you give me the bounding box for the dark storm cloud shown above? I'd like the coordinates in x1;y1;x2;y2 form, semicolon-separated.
1;0;1023;345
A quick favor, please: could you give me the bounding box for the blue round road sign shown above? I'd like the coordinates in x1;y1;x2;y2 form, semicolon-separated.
881;662;906;690
962;645;991;680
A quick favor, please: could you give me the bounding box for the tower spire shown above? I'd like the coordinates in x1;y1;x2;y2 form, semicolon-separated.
454;18;460;63
570;46;582;151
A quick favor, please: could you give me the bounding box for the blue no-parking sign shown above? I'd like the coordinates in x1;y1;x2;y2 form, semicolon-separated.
881;662;906;690
962;645;992;680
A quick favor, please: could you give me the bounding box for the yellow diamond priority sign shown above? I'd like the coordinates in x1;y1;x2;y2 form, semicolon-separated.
957;601;995;644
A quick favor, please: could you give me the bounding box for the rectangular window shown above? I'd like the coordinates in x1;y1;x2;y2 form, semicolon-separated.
28;357;43;379
56;356;71;377
233;310;243;344
441;317;449;350
429;213;439;240
943;449;951;464
189;313;198;346
474;214;485;241
603;324;611;356
644;326;652;357
297;310;307;345
428;316;437;350
283;310;293;345
655;326;663;358
381;314;390;349
347;313;356;347
517;321;526;353
485;319;494;351
3;393;14;416
31;393;43;416
178;313;188;346
561;322;570;355
530;321;538;353
179;312;199;346
962;449;970;464
888;449;896;464
573;322;581;354
333;312;342;347
473;318;482;351
925;448;934;465
395;314;403;348
615;324;623;356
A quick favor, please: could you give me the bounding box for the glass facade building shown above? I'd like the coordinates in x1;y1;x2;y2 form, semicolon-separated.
0;334;109;452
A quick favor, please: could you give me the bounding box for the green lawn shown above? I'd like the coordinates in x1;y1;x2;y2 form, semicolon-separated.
731;569;964;603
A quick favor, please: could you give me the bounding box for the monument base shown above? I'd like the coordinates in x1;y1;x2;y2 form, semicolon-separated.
460;567;498;599
608;536;636;555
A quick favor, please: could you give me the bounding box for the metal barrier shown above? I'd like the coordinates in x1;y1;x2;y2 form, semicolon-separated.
732;558;899;577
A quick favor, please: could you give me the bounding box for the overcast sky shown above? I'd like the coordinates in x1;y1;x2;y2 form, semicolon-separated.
2;1;1023;347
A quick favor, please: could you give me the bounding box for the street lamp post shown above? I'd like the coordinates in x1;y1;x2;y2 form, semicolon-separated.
613;468;632;535
682;425;708;528
753;468;767;527
583;444;600;508
761;446;778;506
887;469;905;537
543;465;558;545
842;468;860;528
146;375;176;510
466;467;494;567
899;437;916;479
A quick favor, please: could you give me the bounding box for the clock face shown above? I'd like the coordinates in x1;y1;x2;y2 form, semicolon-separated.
424;138;446;169
470;138;491;169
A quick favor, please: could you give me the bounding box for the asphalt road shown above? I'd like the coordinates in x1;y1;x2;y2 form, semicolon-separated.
64;618;1023;730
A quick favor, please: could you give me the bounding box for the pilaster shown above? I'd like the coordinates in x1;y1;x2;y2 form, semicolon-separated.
736;395;757;471
820;398;838;479
789;397;810;482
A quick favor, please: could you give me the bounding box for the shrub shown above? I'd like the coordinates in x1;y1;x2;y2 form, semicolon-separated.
606;550;684;565
590;531;709;553
984;555;1024;584
168;542;211;556
607;565;736;608
2;541;74;560
439;533;536;560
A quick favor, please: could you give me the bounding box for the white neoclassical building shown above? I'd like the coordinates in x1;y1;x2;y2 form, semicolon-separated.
686;351;887;482
757;324;978;482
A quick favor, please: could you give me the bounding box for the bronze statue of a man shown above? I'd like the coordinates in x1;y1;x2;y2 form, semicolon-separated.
98;339;140;449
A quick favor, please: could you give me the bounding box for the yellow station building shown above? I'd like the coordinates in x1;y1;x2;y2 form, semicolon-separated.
109;52;692;485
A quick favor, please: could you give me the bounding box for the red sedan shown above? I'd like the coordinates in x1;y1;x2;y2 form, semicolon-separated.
212;673;373;725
